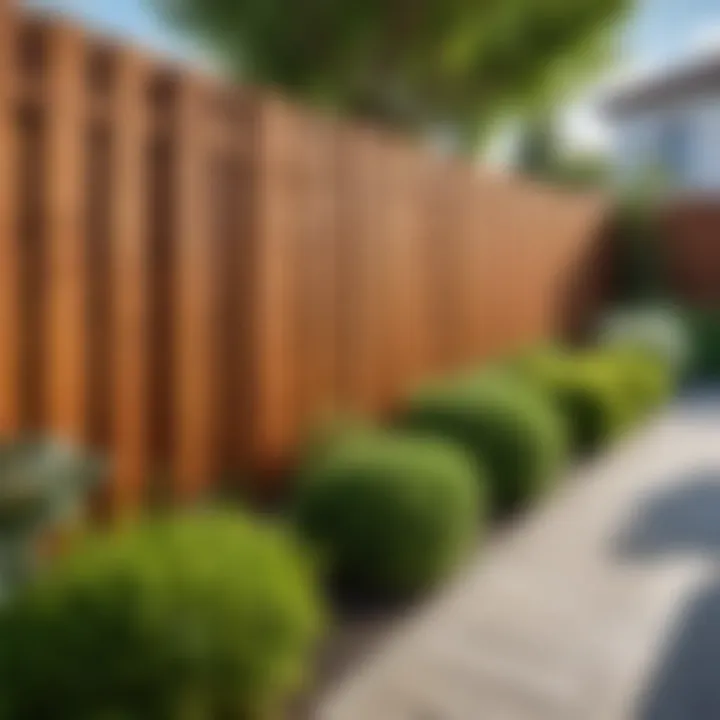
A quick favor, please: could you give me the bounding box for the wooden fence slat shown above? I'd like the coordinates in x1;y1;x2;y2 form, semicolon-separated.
0;0;20;434
107;49;148;516
172;76;216;501
43;23;87;441
295;113;337;429
334;126;378;414
246;97;300;481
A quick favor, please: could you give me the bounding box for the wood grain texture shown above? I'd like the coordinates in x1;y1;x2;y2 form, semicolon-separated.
171;74;216;501
43;23;87;441
107;49;149;516
0;0;20;433
245;95;301;480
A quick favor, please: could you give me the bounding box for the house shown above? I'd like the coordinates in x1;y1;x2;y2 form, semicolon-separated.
603;50;720;193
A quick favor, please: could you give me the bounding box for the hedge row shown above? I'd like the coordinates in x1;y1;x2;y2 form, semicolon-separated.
293;342;677;600
0;340;677;718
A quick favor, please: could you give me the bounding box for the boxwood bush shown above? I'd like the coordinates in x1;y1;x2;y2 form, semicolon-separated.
401;372;567;515
514;350;631;456
0;511;324;720
294;430;481;598
601;346;676;418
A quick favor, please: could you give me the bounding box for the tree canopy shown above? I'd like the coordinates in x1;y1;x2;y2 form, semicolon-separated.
150;0;631;151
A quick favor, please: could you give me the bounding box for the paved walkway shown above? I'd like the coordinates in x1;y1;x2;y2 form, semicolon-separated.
318;393;720;720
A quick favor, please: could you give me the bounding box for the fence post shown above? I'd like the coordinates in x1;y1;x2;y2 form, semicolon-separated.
0;0;20;434
43;22;87;442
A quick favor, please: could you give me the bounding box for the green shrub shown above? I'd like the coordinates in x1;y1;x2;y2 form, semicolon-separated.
515;351;630;455
401;372;567;515
294;430;481;597
601;346;676;417
598;305;690;377
0;511;324;720
0;439;105;600
685;309;720;380
0;439;103;536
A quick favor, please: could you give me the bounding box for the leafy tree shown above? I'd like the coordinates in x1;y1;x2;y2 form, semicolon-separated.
149;0;631;152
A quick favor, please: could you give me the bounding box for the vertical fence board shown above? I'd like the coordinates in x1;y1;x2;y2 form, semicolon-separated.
171;77;216;500
335;126;380;414
295;112;337;432
43;24;87;440
0;0;20;433
107;50;149;516
207;91;253;485
246;97;300;481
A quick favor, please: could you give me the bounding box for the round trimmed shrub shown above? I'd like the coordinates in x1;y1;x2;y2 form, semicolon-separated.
601;346;676;418
401;372;567;515
294;430;481;597
516;351;631;455
0;511;324;720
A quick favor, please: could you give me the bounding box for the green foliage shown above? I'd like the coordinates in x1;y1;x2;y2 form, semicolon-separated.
610;176;669;304
0;439;103;538
598;305;691;377
294;430;481;597
401;372;567;515
514;350;631;455
685;309;720;380
0;511;324;720
0;439;105;600
516;114;609;189
150;0;630;151
601;346;676;417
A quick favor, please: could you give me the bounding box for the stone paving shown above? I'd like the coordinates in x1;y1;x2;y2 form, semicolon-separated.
317;393;720;720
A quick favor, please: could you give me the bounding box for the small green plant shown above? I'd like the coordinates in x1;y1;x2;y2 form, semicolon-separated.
294;430;481;597
0;511;324;719
401;372;567;515
0;439;104;599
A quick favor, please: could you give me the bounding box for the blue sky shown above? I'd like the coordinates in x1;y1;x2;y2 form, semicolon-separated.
24;0;720;151
629;0;720;66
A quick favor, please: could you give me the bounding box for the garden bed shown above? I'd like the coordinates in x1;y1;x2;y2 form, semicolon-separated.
0;330;682;719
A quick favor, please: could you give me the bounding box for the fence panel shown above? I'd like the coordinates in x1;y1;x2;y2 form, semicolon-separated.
0;4;610;511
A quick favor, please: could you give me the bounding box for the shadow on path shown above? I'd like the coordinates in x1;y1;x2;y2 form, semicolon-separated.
636;580;720;720
614;466;720;719
614;468;720;561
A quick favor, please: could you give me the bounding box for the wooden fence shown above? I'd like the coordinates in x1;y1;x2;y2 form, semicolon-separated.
662;201;720;309
0;1;608;514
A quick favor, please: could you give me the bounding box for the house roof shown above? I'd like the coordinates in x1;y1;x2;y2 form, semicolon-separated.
602;49;720;118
